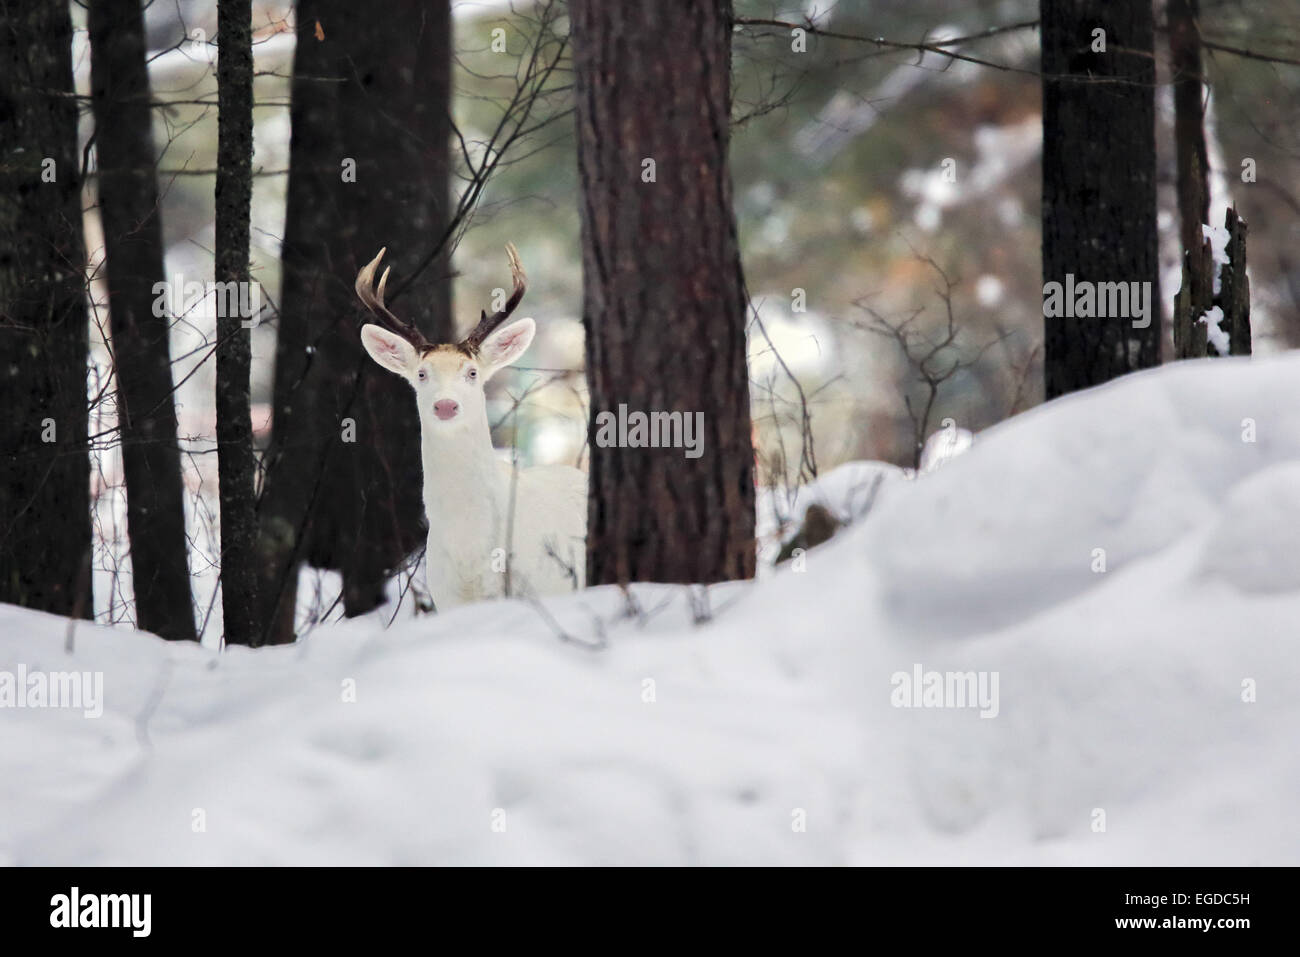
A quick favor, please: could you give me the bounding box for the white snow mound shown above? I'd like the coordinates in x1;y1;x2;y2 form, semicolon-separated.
1;353;1298;865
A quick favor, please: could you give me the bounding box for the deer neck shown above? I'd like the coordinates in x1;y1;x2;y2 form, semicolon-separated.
418;411;503;533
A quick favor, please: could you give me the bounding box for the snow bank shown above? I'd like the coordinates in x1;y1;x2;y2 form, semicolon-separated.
757;459;905;562
2;354;1298;865
867;354;1294;638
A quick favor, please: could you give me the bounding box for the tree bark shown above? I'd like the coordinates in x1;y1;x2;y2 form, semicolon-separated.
0;0;92;617
1168;0;1209;259
1167;0;1214;361
1176;206;1251;358
1041;0;1161;399
1219;207;1251;355
214;0;259;645
572;0;757;586
88;0;197;641
255;0;452;642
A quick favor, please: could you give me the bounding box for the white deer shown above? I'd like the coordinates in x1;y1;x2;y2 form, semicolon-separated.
355;244;586;610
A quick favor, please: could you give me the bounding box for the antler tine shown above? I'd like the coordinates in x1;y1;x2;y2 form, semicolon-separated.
462;243;528;352
355;247;429;349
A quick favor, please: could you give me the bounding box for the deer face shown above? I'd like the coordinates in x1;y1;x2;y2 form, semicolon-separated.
354;243;532;436
360;318;536;432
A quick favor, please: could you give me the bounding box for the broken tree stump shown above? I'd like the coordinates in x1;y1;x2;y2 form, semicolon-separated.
1173;206;1251;358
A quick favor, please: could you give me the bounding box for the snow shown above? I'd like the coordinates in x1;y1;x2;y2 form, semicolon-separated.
758;460;905;546
1200;304;1230;356
3;354;1299;865
1202;222;1231;296
918;424;974;473
899;118;1041;233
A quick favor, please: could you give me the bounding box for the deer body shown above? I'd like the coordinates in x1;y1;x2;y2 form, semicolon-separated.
418;410;586;607
356;245;586;610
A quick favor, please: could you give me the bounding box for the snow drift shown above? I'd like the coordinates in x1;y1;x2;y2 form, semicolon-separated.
1;353;1298;865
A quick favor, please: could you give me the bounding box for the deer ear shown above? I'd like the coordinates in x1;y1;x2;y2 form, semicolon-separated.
479;317;535;372
360;324;419;377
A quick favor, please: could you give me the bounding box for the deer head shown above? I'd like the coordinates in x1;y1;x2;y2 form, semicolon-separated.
357;244;533;434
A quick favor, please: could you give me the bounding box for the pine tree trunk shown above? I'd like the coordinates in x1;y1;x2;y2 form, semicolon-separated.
1041;0;1161;399
214;0;259;645
88;0;197;641
1168;0;1209;259
1168;0;1214;361
0;0;92;618
572;0;757;586
255;0;452;641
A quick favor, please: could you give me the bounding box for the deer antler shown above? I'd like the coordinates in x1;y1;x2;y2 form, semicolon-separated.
461;243;527;353
355;248;430;350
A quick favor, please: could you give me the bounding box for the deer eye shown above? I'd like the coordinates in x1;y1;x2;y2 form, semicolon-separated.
467;367;478;381
417;368;427;382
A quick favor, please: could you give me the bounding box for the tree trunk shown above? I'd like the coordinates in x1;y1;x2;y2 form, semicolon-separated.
255;0;452;642
0;0;92;617
1219;207;1251;355
214;0;259;645
1174;206;1250;358
572;0;757;586
1167;0;1213;361
1168;0;1209;259
1041;0;1161;399
88;0;197;641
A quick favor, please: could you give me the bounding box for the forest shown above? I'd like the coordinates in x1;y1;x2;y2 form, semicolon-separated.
1;0;1298;876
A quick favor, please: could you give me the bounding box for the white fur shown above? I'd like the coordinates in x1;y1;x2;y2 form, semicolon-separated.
360;319;587;610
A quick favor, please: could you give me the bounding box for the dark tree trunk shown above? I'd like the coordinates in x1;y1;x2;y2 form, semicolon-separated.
1173;206;1251;358
1167;0;1216;360
1041;0;1161;399
0;0;92;617
1218;207;1251;355
1168;0;1209;259
572;0;757;586
88;0;196;641
214;0;259;645
256;0;452;642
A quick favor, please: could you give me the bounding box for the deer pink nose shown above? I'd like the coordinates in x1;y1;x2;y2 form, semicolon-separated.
433;399;459;421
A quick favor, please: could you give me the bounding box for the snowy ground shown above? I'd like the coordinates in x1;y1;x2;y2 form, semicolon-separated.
3;353;1298;865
